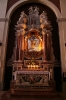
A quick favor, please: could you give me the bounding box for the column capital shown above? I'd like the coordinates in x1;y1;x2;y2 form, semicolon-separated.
0;18;10;22
57;18;66;22
42;29;47;35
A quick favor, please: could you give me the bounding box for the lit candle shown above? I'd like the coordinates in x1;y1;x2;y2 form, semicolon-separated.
37;65;38;69
28;65;30;70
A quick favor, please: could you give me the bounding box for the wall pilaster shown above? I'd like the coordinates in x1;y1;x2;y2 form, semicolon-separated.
0;0;8;90
60;0;66;92
60;0;66;71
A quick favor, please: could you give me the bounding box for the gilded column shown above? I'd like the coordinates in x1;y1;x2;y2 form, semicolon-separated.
21;29;25;62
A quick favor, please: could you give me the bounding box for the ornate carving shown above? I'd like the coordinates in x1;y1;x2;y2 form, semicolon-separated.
28;6;40;29
9;6;55;68
17;11;28;24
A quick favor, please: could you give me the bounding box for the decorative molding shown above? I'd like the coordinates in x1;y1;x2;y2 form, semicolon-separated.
6;0;61;19
15;6;52;31
0;18;10;22
57;18;66;22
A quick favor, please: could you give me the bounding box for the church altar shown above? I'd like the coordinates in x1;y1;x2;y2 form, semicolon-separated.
1;5;63;100
10;6;55;90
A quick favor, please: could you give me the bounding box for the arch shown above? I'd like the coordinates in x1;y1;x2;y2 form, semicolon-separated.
6;0;61;19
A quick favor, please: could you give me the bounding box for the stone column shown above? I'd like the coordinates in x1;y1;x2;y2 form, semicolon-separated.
16;30;22;61
47;33;51;60
14;34;18;61
42;30;47;61
18;34;21;61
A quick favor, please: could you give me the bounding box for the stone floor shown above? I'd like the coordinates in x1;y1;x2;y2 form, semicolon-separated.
58;92;66;100
0;91;6;100
0;91;66;100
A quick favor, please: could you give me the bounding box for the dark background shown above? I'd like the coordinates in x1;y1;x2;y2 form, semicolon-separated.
4;2;62;91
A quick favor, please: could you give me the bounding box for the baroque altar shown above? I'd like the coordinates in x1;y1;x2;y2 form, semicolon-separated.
1;5;63;100
10;6;56;91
